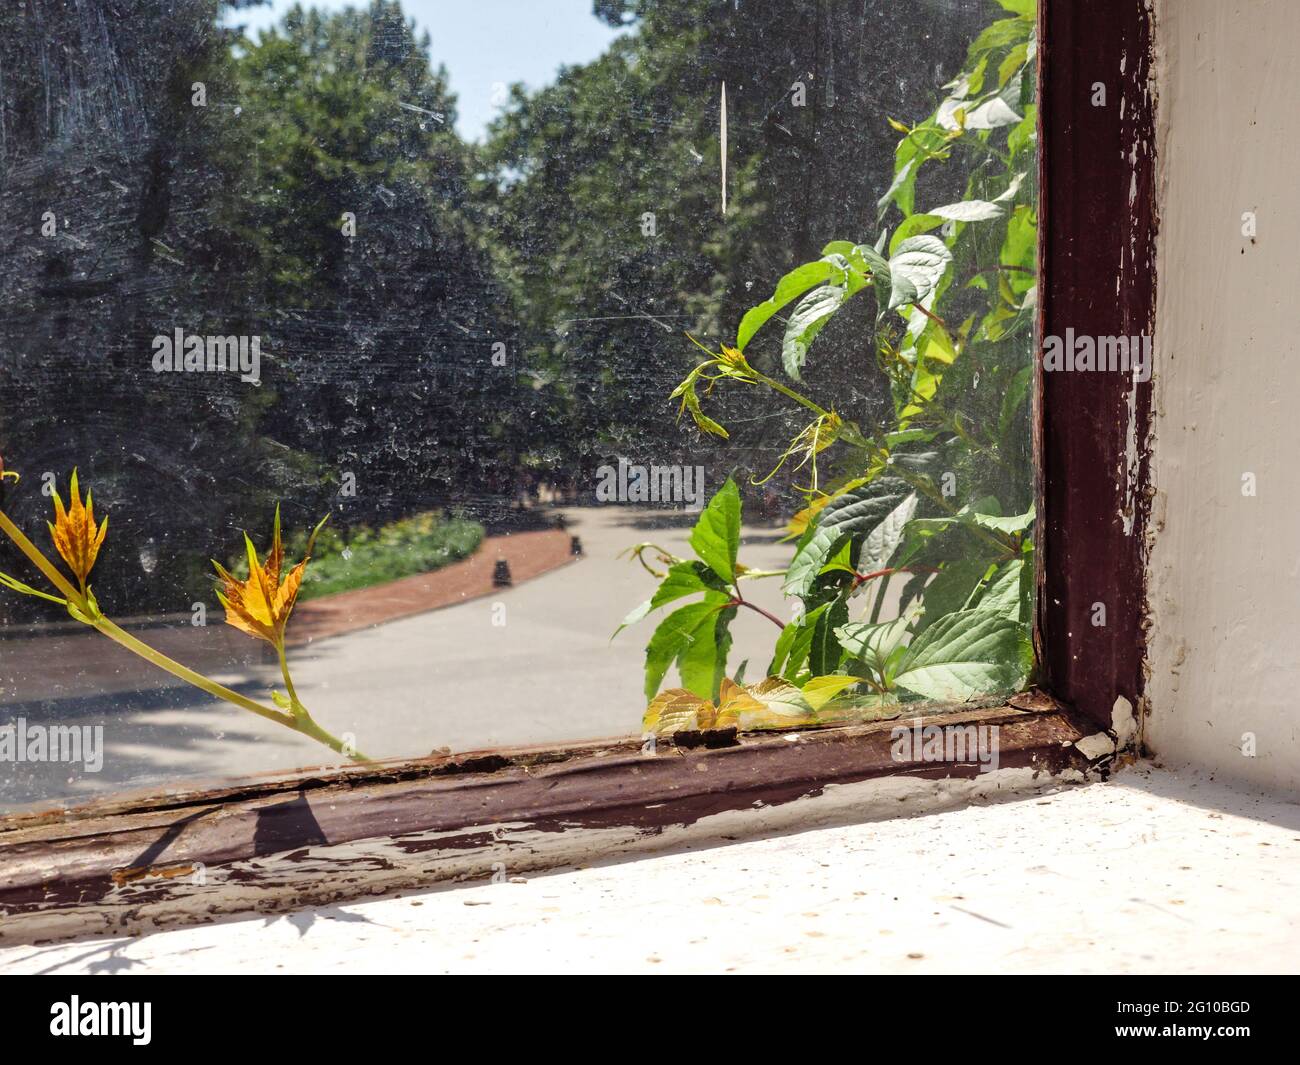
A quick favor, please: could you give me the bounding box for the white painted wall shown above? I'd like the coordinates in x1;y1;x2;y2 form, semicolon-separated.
1147;0;1300;790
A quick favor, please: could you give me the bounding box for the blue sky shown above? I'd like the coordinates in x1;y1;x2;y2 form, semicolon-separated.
221;0;628;140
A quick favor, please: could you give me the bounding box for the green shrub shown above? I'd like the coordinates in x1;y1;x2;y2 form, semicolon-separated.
286;511;485;600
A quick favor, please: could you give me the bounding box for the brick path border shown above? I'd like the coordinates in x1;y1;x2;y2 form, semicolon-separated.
286;528;577;647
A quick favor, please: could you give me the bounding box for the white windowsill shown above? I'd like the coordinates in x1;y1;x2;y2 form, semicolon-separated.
3;764;1297;974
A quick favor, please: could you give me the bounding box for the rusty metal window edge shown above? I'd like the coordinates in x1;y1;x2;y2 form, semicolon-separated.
0;0;1157;944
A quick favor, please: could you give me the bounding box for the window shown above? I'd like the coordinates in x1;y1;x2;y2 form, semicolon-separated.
0;0;1158;942
0;0;1046;812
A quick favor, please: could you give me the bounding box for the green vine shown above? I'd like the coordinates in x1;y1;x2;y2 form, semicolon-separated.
623;0;1040;735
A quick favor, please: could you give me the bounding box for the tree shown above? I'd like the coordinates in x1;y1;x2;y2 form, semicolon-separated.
474;0;985;492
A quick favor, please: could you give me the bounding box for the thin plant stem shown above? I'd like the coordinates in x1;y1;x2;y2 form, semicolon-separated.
266;639;360;761
729;588;786;631
92;614;293;729
0;510;79;601
909;302;948;330
851;564;938;591
277;639;304;715
0;507;371;763
751;369;830;420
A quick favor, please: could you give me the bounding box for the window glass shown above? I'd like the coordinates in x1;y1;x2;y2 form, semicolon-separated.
0;0;1037;810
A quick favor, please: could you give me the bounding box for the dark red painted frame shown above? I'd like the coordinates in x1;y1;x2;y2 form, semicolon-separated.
1035;0;1156;732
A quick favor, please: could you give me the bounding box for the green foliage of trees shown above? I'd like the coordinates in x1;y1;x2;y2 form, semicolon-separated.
0;1;532;614
472;0;986;480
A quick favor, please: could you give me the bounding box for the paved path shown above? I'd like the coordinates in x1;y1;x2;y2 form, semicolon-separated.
1;506;798;809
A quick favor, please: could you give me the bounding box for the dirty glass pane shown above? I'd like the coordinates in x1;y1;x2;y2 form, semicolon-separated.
0;0;1038;810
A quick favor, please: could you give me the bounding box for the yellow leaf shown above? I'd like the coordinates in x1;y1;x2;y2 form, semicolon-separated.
801;675;860;712
48;468;109;586
214;511;329;647
786;477;868;538
717;678;765;718
644;688;708;735
734;677;818;730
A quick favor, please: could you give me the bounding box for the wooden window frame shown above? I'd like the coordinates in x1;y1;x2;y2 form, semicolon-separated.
0;0;1156;944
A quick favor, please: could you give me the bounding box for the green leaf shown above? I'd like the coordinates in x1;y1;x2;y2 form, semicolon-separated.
1001;203;1037;268
969;505;1035;536
998;43;1030;89
858;491;919;572
994;171;1028;205
878;122;950;220
679;384;730;439
808;596;849;676
643;595;729;700
801;674;860;711
893;501;1033;572
994;0;1035;16
926;199;1005;223
690;478;741;584
893;609;1029;702
1017;550;1034;626
783;477;913;598
853;243;894;315
767;619;799;678
884;428;940;448
888;214;942;255
820;536;858;578
857;242;890;276
615;561;724;634
878;154;918;218
916;558;995;632
782;284;848;380
1008;105;1037;158
891;514;961;570
998;204;1037;298
783;602;831;681
836;615;911;676
972;558;1030;623
737;259;843;351
898;325;958;424
961;94;1022;130
888;236;953;310
814;690;902;725
968;17;1034;62
0;570;67;606
998;364;1034;440
678;602;737;702
742;677;815;726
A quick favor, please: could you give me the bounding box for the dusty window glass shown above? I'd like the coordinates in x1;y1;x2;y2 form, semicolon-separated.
0;0;1039;810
